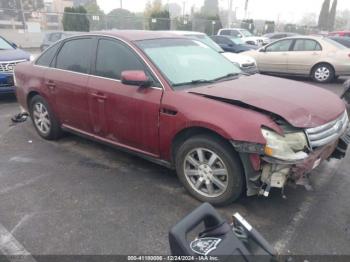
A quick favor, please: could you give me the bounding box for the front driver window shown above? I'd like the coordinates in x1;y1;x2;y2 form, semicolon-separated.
265;39;293;52
95;39;146;80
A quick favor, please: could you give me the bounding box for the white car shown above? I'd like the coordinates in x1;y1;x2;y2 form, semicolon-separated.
165;31;258;75
217;28;269;46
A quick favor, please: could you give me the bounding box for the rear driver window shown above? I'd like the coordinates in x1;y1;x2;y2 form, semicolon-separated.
56;38;93;74
293;39;321;51
94;39;145;80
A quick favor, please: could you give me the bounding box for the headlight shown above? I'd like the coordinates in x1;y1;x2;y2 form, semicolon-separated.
261;128;308;161
232;62;241;68
29;55;35;61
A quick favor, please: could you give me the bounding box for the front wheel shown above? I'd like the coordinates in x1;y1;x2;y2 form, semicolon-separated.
312;64;334;83
175;135;244;206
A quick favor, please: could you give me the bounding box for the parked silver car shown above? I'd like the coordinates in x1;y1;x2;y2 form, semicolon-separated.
244;36;350;83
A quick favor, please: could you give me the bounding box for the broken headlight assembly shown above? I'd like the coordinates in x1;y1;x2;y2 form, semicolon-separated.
261;128;308;161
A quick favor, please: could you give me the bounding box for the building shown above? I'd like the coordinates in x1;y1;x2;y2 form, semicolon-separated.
51;0;74;13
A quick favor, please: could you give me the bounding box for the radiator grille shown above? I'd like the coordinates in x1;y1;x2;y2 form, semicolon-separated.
306;111;349;149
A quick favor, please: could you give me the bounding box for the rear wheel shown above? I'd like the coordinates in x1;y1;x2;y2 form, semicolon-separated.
175;135;244;205
312;63;334;83
29;95;62;140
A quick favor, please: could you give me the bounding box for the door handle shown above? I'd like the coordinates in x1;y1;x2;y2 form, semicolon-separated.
45;80;56;90
91;92;107;100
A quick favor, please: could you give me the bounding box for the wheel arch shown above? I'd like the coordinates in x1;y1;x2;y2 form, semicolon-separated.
26;90;41;109
170;126;240;167
310;62;335;76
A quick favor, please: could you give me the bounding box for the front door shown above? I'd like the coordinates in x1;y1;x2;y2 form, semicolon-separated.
88;38;163;156
46;37;94;132
258;39;294;73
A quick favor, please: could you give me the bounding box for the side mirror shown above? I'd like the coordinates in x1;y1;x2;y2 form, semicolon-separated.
259;47;266;52
121;70;152;87
11;42;17;48
237;34;242;38
228;43;234;47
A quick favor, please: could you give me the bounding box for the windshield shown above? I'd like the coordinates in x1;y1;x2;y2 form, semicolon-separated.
137;38;241;88
229;37;244;45
0;37;15;50
186;34;224;52
241;30;253;37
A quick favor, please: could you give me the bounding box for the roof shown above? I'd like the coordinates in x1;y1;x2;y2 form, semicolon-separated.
90;30;186;41
159;30;205;36
283;35;324;40
219;28;246;31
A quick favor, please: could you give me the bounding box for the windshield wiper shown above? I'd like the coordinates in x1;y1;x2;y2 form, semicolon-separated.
172;79;215;87
212;73;241;82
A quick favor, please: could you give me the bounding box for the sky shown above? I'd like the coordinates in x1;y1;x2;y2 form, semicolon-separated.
96;0;350;23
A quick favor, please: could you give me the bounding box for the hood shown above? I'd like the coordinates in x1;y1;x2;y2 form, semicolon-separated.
222;52;256;65
0;49;30;61
186;74;345;128
242;44;259;50
244;36;268;41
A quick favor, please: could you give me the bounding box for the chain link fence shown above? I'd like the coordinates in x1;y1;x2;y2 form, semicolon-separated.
0;8;222;49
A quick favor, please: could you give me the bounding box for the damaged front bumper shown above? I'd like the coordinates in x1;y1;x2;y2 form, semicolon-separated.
237;127;350;197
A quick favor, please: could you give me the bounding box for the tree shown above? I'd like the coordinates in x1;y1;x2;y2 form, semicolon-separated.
149;9;170;30
318;0;330;30
84;2;105;30
175;16;192;30
191;0;222;35
164;2;181;18
299;12;317;26
328;0;337;31
107;8;142;30
145;0;170;30
62;6;90;32
201;0;220;17
335;9;350;30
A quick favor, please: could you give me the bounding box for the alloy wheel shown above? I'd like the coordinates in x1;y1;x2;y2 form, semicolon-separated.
33;102;51;135
183;148;229;198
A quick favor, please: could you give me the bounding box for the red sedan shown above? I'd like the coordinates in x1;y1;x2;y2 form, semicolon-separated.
14;31;349;205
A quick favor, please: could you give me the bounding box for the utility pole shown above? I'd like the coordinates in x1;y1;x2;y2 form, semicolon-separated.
227;0;233;28
120;0;123;9
19;0;26;31
244;0;249;19
182;1;186;18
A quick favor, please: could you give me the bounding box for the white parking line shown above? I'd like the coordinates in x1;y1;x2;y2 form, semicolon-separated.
274;196;313;253
0;174;48;195
0;221;36;262
273;160;341;254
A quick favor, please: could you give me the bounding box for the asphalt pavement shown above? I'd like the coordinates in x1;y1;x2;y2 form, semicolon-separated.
0;77;349;258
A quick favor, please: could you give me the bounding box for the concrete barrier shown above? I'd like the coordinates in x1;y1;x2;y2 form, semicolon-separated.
0;30;45;49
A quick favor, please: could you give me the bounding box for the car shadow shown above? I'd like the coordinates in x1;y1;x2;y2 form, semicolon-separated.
0;94;17;103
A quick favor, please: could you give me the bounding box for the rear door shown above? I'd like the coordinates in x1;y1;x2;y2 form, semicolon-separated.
287;39;322;74
45;37;94;132
88;37;163;156
257;39;294;73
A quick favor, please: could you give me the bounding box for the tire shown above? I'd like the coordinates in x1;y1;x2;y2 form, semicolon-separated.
29;95;62;140
175;135;244;206
311;63;335;83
